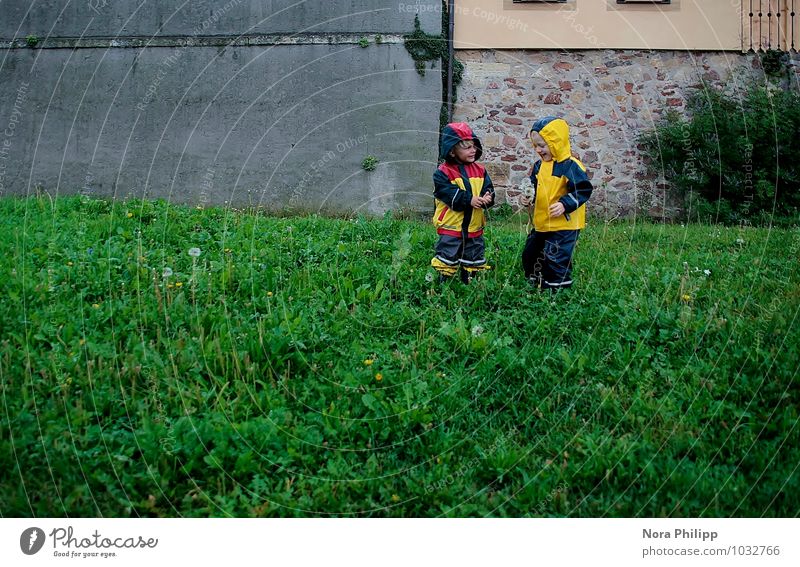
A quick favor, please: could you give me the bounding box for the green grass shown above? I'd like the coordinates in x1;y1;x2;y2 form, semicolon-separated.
1;195;798;517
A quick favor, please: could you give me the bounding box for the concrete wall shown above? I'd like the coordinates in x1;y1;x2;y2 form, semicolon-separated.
0;1;444;213
2;0;441;38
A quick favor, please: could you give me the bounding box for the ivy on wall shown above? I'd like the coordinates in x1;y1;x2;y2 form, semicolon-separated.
403;6;463;132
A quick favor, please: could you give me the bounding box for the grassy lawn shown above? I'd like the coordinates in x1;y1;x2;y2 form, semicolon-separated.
1;195;798;517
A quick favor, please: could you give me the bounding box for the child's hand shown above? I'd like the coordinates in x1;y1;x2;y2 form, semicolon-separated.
519;195;532;207
471;196;488;208
549;202;566;218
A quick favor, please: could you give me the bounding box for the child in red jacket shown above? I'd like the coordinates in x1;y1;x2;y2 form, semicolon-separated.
431;122;495;284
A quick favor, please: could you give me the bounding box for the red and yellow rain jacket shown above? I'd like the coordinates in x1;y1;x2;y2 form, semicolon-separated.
432;123;494;238
529;117;593;232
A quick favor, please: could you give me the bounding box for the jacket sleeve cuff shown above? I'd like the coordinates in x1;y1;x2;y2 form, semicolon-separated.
560;194;580;214
451;190;471;211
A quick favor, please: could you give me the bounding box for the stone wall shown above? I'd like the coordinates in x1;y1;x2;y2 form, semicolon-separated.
453;49;800;219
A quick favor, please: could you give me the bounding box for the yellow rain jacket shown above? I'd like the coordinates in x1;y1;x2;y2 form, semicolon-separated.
530;117;593;232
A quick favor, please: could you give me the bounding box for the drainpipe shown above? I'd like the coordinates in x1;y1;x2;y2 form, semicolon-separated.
447;0;455;122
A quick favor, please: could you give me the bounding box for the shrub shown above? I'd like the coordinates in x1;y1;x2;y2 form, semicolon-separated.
640;82;800;225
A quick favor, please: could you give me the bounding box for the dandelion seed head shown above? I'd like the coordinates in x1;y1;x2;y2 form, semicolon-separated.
188;247;201;257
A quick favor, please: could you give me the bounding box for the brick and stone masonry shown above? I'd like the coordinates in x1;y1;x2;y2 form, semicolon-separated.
453;49;800;220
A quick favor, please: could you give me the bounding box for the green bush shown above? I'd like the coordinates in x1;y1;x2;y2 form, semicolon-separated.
641;83;800;225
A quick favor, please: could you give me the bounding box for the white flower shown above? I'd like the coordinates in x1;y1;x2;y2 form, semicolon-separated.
188;247;201;257
471;325;484;337
735;238;745;245
703;269;711;276
425;272;434;283
519;178;535;199
162;267;173;277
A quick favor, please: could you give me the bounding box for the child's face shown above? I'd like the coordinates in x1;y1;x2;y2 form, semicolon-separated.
530;132;553;162
450;140;477;163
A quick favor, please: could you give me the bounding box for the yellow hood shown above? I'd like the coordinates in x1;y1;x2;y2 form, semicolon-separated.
531;117;572;162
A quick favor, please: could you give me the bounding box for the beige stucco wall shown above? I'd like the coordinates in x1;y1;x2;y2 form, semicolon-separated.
454;0;741;51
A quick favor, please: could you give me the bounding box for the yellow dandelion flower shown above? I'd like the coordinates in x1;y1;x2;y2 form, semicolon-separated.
175;282;183;288
79;339;86;346
375;373;383;382
167;283;174;289
67;261;73;266
92;303;100;309
267;291;273;297
391;494;400;503
363;359;373;366
126;212;133;218
682;294;691;302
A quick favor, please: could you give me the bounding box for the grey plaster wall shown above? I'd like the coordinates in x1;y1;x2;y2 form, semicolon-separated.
1;0;442;38
0;1;444;213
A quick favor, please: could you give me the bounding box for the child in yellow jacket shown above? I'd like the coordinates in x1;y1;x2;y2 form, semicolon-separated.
520;117;593;290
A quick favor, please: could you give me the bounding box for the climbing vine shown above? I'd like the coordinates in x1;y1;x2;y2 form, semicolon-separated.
403;5;464;131
759;49;789;77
